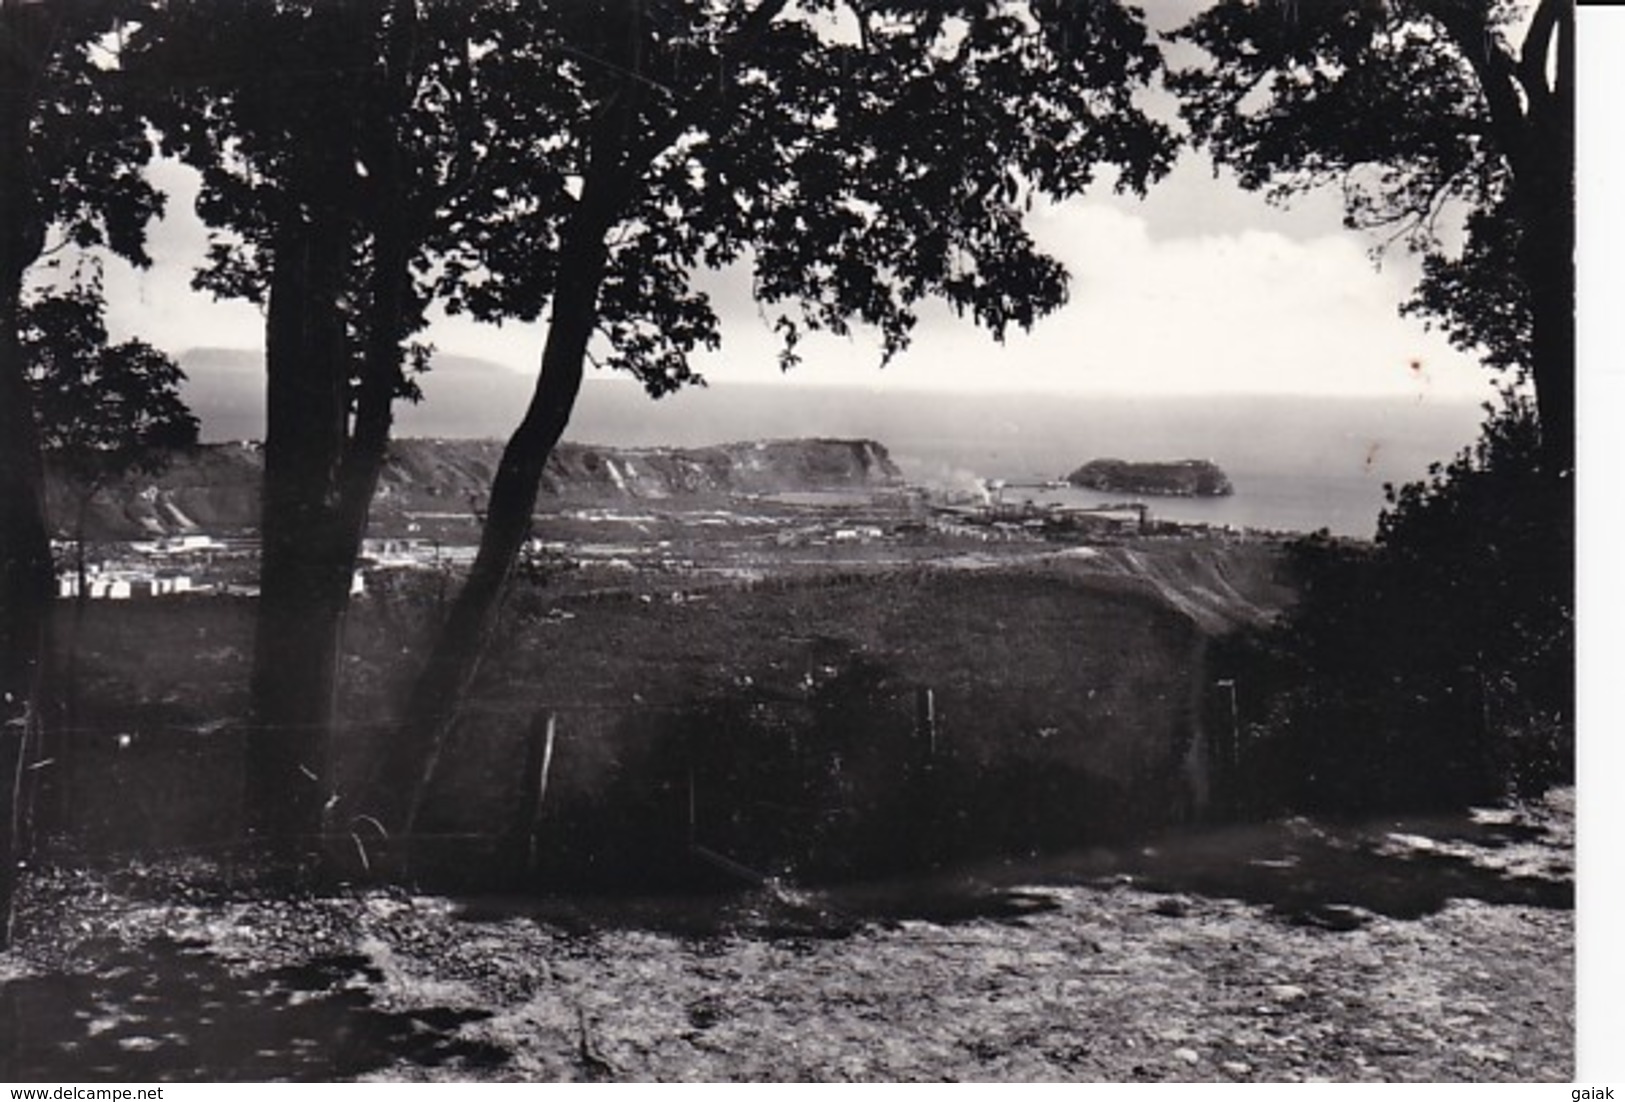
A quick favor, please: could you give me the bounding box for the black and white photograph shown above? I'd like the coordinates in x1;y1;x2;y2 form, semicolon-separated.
0;0;1601;1084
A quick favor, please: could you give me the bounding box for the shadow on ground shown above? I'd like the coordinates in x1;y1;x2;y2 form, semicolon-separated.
0;938;507;1082
469;805;1572;939
1064;811;1572;923
1;806;1569;1081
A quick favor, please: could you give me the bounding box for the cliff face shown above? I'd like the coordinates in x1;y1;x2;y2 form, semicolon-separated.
1066;458;1233;497
381;437;902;505
49;438;905;539
45;444;267;538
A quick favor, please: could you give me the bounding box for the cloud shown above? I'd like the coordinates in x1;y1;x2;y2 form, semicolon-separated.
95;160;265;354
684;195;1500;402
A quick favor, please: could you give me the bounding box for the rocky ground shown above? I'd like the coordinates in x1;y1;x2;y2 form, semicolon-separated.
0;790;1573;1083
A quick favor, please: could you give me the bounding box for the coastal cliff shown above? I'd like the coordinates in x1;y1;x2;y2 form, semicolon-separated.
46;438;905;539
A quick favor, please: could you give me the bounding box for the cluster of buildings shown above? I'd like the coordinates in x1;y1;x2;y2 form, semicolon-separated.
361;537;477;570
45;485;1208;606
57;571;194;600
928;499;1150;542
53;535;505;602
772;522;888;548
54;533;243;601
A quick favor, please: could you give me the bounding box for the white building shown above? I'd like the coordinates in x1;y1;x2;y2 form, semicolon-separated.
58;572;194;600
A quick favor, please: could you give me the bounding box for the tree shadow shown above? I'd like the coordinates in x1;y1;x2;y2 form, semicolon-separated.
1075;811;1572;923
0;937;508;1081
454;807;1570;941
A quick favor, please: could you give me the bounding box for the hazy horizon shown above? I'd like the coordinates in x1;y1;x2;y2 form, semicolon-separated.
181;345;1491;449
179;345;1491;537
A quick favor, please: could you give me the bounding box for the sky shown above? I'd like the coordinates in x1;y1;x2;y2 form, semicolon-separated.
81;0;1505;407
97;155;1495;403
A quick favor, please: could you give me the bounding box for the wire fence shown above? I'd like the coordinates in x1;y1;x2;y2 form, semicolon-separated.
14;687;950;877
16;673;1219;889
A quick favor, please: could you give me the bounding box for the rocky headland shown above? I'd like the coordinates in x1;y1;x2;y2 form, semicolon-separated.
45;438;904;540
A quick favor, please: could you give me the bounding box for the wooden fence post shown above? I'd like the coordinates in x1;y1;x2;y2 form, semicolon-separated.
686;755;697;849
915;686;937;762
512;711;557;877
1;716;23;950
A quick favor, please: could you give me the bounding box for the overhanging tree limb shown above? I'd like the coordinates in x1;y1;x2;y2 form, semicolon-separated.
1517;0;1564;109
1422;1;1529;175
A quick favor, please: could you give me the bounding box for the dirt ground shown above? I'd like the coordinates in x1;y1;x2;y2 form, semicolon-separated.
0;790;1573;1083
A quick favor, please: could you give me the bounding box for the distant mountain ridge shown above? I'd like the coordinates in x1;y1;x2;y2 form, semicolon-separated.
179;347;541;443
47;438;904;540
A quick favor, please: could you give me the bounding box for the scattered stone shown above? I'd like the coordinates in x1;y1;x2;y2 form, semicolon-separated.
1288;903;1372;932
2;790;1575;1082
1151;896;1191;918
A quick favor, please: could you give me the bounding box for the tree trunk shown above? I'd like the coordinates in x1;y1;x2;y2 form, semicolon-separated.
244;211;356;859
243;6;418;861
368;27;680;839
1433;0;1574;481
1515;56;1574;726
378;193;619;836
1520;30;1575;486
54;496;95;841
1521;188;1574;478
0;289;51;950
0;0;54;947
0;290;51;740
246;556;353;854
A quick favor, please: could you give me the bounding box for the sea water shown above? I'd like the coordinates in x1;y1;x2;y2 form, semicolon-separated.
185;347;1495;538
566;383;1494;539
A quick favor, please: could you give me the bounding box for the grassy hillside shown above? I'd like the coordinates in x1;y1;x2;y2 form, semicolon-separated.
52;558;1239;885
408;566;1208;884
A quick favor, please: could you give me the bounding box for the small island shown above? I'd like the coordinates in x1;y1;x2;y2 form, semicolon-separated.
1065;458;1234;497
